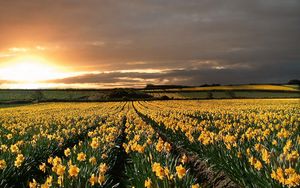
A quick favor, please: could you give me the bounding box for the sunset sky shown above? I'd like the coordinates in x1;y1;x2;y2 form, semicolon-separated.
0;0;299;89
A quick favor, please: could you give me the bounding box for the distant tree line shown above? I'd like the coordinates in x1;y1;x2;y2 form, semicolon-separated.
145;84;221;90
288;79;300;85
145;84;191;90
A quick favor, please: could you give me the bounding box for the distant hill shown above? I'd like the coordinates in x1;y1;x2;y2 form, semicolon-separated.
0;83;299;105
288;79;300;85
144;84;299;92
144;84;191;90
143;84;300;100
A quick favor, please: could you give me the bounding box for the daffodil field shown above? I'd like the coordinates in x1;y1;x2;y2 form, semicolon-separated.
0;99;299;188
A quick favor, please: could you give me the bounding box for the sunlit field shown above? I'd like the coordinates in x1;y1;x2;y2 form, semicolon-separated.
0;99;299;188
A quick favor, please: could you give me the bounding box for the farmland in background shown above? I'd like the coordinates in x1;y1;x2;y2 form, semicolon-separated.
0;84;299;104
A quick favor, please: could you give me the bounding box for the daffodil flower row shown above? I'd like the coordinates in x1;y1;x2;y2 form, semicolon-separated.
135;99;300;187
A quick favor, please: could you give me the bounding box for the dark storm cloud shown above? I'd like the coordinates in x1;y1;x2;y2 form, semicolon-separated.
49;60;300;86
0;0;299;85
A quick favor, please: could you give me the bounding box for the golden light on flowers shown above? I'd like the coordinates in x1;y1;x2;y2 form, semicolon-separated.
68;165;80;177
287;150;299;162
191;183;200;188
164;142;172;153
99;163;108;174
77;152;86;162
181;154;188;164
10;144;19;153
271;167;300;187
90;138;99;149
0;99;298;187
1;145;8;152
0;102;127;187
155;138;164;152
89;157;97;165
133;99;300;187
144;177;152;188
152;162;165;180
254;160;263;171
6;134;13;140
42;176;53;187
89;174;98;186
98;174;106;185
48;157;54;165
55;164;66;176
14;154;25;168
164;167;173;180
52;156;62;166
29;179;38;188
176;165;187;179
64;148;71;157
0;159;7;170
39;163;46;173
101;153;108;159
57;176;64;186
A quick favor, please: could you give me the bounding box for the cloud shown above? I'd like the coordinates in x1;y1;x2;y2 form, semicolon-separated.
0;0;299;85
46;60;300;87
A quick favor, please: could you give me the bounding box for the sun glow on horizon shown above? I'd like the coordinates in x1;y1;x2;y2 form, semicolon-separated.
0;56;74;83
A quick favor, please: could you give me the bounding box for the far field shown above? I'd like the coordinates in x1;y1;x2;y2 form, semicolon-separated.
0;84;299;104
145;84;300;99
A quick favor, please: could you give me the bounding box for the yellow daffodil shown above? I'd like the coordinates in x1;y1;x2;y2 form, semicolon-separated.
68;165;80;177
176;165;186;179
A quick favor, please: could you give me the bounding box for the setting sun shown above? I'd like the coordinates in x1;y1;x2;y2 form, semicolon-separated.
0;56;70;83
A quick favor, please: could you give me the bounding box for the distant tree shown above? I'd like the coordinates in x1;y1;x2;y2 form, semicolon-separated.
288;79;300;85
160;95;170;100
145;84;190;90
145;84;155;89
207;92;213;99
226;91;236;98
31;90;44;102
200;84;209;87
107;89;153;100
200;83;221;87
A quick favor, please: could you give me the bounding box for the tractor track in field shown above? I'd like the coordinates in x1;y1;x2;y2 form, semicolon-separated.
132;102;240;188
109;116;128;188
